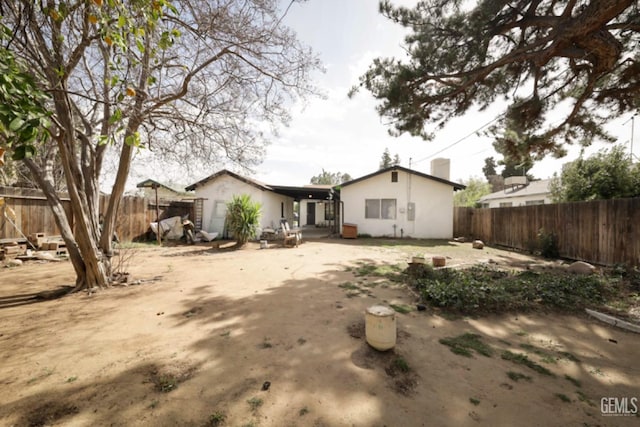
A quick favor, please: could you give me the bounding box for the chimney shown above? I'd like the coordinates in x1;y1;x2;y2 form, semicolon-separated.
430;158;450;180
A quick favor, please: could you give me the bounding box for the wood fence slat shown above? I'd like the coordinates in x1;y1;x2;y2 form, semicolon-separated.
1;186;192;242
453;197;640;267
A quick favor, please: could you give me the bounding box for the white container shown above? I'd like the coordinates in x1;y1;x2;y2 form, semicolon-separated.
260;240;268;249
365;305;397;351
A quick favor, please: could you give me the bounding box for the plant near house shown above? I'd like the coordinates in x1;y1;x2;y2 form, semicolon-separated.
226;195;261;247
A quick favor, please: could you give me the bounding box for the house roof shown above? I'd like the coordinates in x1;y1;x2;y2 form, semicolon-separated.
136;179;190;194
479;179;552;202
338;166;466;190
184;169;271;192
270;185;335;200
185;170;335;200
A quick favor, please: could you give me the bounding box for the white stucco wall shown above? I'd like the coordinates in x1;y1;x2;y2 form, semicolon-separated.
194;174;294;236
341;170;455;239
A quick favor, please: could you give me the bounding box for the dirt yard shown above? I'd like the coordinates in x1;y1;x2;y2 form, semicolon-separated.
0;238;638;427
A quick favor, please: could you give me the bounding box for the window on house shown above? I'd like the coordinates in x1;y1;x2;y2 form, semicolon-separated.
525;200;545;206
391;171;398;182
281;202;284;218
324;202;335;220
365;199;397;219
407;202;415;221
365;199;380;219
479;202;489;208
499;202;513;208
381;199;396;219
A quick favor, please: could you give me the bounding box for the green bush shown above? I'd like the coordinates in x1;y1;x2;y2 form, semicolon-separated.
226;194;261;246
411;265;611;314
537;228;560;258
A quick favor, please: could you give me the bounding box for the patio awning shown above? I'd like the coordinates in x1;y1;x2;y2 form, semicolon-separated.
269;185;337;201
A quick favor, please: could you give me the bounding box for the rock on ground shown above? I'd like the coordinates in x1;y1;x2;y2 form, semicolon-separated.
566;261;596;275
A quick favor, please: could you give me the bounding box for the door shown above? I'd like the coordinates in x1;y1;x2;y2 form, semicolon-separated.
208;200;227;235
306;202;316;225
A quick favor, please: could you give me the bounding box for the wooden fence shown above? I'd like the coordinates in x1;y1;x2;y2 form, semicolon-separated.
453;197;640;266
1;186;193;242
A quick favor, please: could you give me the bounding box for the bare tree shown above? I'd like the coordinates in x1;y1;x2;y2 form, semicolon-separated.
0;0;320;290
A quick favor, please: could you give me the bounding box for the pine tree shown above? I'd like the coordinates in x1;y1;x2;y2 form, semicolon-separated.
354;1;638;159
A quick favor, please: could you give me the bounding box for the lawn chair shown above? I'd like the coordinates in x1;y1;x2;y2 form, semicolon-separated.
281;220;301;247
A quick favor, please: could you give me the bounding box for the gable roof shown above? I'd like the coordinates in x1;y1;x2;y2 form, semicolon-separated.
479;179;551;202
185;169;271;192
339;166;465;190
184;170;336;200
136;179;190;194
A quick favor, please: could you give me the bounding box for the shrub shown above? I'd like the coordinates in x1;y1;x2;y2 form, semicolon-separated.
226;194;261;246
411;264;611;314
537;228;560;258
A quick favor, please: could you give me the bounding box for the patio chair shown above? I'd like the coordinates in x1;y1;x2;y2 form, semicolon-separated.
281;220;301;247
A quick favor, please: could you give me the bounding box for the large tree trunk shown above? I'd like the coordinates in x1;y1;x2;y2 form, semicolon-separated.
24;157;110;291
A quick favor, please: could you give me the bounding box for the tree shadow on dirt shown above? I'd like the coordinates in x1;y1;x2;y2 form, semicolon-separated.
2;252;639;426
0;286;74;309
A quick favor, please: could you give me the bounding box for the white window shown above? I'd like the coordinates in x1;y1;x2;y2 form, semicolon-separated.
499;202;513;208
525;200;545;206
365;199;380;219
381;199;396;219
365;199;397;219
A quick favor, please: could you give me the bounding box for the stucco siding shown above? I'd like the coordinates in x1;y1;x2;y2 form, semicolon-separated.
194;174;293;235
341;170;454;239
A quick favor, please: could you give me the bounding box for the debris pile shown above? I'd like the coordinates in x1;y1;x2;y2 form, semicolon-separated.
1;232;67;264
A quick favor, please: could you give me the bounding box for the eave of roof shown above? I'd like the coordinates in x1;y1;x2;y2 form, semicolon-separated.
136;179;188;194
338;165;466;190
185;169;271;192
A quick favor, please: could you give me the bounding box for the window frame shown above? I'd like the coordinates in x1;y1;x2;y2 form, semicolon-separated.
364;198;397;219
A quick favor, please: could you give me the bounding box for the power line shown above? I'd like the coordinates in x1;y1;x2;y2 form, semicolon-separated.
412;114;503;166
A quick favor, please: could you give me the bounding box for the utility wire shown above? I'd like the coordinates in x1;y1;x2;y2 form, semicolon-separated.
411;115;503;166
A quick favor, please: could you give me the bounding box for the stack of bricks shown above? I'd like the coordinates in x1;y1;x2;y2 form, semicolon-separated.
27;232;68;256
1;243;26;260
45;241;67;255
28;232;48;250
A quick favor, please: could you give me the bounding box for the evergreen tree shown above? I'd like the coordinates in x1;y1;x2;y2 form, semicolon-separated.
380;148;393;169
482;157;497;181
354;1;638;158
310;170;352;185
379;148;401;169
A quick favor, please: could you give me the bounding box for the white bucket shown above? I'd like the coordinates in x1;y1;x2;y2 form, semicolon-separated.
260;240;268;249
365;305;397;351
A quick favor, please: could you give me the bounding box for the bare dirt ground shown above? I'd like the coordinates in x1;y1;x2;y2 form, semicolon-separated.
0;238;638;427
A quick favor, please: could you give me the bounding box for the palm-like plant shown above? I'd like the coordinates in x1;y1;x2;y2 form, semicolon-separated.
226;194;261;247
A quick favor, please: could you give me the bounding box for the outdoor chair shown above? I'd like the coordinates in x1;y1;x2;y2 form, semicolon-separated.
281;220;302;247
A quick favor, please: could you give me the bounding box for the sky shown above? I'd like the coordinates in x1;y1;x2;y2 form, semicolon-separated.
117;0;637;192
245;0;637;186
